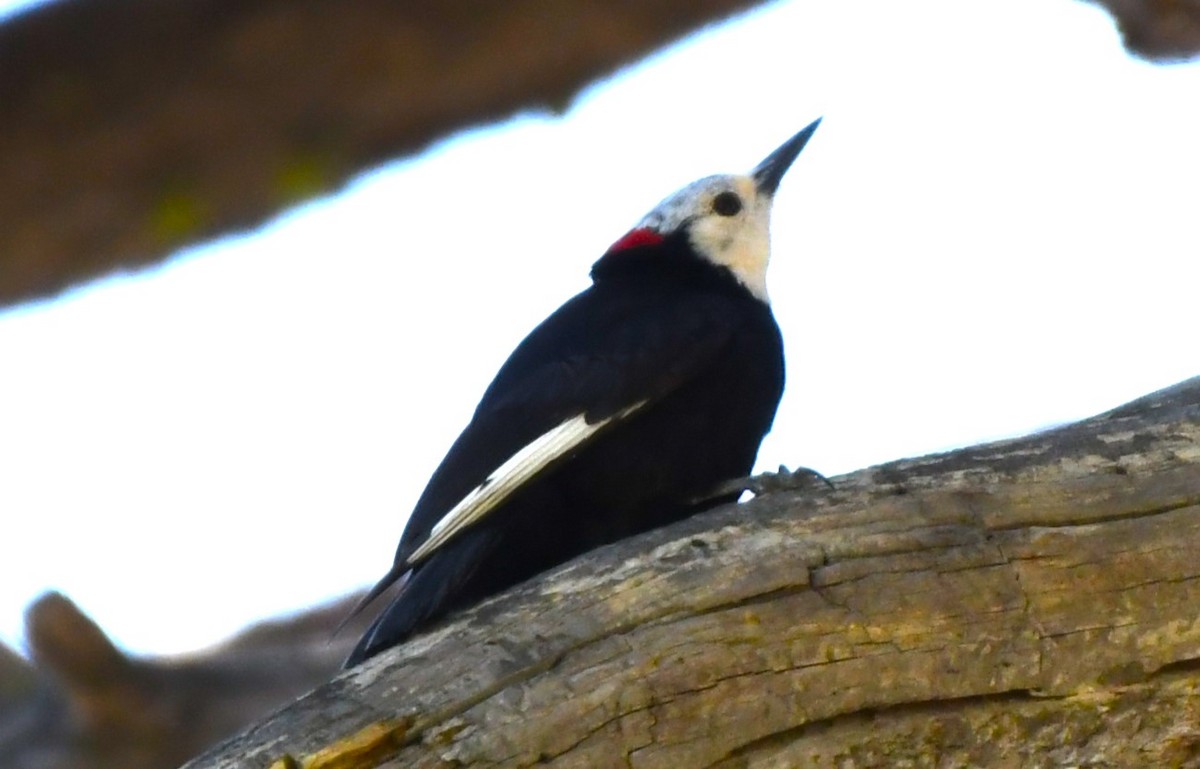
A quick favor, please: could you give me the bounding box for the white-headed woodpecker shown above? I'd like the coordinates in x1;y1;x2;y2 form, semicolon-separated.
346;119;822;666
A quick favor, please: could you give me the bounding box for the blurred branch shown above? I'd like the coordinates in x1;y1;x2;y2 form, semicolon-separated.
3;0;1198;309
1090;0;1200;60
0;0;764;307
0;642;36;706
1;592;369;769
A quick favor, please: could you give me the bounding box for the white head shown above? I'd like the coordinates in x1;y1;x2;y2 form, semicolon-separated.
629;119;821;303
636;174;774;301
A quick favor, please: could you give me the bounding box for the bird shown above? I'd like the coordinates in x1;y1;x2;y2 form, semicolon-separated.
345;119;822;667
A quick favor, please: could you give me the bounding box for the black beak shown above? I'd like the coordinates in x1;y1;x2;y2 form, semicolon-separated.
752;117;822;196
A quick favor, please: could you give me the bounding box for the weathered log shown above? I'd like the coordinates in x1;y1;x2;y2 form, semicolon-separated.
182;376;1200;769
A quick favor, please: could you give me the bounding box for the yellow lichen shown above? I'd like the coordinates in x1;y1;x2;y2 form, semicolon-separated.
274;153;333;204
268;718;413;769
149;191;208;244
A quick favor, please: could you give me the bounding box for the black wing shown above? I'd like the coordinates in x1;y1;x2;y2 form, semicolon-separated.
350;283;742;615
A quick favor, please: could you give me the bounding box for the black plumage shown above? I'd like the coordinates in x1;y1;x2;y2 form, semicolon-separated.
346;120;820;666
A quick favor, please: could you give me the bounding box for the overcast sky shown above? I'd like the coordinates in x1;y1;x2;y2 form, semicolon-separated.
2;0;1198;658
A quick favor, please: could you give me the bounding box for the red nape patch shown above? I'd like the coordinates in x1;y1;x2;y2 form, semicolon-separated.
606;228;664;254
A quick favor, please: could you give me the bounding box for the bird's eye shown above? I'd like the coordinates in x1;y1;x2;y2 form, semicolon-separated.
712;191;743;217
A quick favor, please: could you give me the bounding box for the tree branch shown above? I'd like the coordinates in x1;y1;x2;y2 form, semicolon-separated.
0;0;764;307
182;376;1200;769
4;1;1198;308
1090;0;1200;60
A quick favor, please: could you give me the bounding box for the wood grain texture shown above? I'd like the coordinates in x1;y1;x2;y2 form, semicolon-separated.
0;0;763;307
181;376;1200;769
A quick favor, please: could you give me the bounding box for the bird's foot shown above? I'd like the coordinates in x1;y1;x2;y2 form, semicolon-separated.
704;464;834;502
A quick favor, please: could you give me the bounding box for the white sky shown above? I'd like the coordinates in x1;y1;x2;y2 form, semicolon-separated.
1;0;1198;658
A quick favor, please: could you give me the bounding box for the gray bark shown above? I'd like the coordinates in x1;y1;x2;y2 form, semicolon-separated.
182;376;1200;769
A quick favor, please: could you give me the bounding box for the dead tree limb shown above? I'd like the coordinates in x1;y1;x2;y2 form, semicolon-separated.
182;376;1200;769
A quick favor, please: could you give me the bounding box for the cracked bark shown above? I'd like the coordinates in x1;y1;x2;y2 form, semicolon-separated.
181;375;1200;769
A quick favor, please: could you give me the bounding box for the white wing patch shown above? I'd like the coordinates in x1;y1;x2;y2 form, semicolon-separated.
406;401;646;566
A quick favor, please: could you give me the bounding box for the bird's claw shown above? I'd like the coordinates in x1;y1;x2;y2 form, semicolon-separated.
745;464;834;495
704;463;833;501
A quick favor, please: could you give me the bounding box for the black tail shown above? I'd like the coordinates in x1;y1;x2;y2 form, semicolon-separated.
332;564;410;641
344;528;499;668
